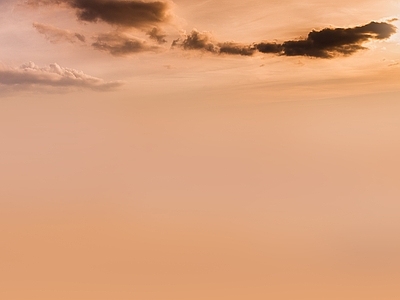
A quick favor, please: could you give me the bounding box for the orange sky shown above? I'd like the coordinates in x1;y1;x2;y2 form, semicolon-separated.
1;1;400;300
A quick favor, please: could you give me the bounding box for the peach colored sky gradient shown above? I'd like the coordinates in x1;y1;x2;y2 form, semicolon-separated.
1;1;400;300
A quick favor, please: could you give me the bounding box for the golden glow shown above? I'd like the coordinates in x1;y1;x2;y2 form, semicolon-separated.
1;1;400;300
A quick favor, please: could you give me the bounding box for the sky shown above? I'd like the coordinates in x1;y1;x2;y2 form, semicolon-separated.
1;1;400;300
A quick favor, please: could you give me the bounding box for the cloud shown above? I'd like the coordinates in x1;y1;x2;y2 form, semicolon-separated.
0;62;122;90
218;42;256;56
147;27;167;44
172;30;255;56
33;22;86;43
27;0;171;28
92;32;158;56
256;21;397;58
173;21;396;58
173;30;218;52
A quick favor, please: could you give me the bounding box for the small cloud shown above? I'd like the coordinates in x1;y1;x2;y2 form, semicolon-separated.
33;22;86;44
387;18;398;23
172;30;219;53
0;62;122;90
74;33;86;42
172;30;254;56
388;61;399;67
92;32;159;56
147;27;167;44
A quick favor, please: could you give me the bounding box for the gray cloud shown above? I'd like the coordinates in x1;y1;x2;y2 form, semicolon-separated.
33;22;86;43
27;0;170;28
219;42;256;56
256;21;397;58
147;27;167;44
0;62;122;90
92;32;158;56
174;21;396;58
172;30;218;52
172;30;255;56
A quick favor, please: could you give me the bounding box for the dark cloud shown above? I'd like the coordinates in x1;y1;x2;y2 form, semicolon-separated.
147;27;167;44
174;22;396;58
257;21;397;58
33;22;86;43
173;30;218;52
172;30;255;56
92;32;158;56
255;42;282;54
219;42;255;56
0;62;122;90
72;0;170;28
27;0;170;28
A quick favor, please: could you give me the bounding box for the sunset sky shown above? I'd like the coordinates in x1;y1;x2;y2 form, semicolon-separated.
1;1;400;300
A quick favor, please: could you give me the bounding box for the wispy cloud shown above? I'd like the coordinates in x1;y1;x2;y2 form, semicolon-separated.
0;62;122;90
33;22;85;44
147;27;167;44
92;32;159;56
